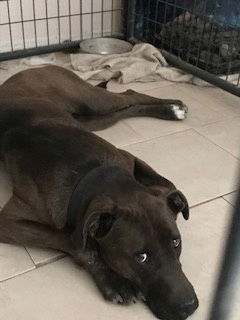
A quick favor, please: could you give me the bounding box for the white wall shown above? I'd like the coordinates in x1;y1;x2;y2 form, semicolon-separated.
0;0;124;52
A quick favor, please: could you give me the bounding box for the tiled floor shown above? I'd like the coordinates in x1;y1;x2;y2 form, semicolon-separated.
0;78;240;320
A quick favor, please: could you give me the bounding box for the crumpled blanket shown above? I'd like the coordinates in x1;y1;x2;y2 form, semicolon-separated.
70;43;239;86
0;43;238;87
71;43;193;84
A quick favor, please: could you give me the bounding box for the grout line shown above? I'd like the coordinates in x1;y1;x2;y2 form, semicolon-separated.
189;196;225;209
24;247;66;268
0;267;36;284
192;128;240;161
139;84;208;105
25;247;37;266
193;115;240;130
122;116;191;142
107;81;175;94
134;83;176;93
191;114;240;129
118;128;193;148
168;84;218;106
189;190;239;209
121;120;144;138
141;83;183;95
221;190;239;197
179;86;239;110
34;253;67;268
0;255;67;284
221;197;235;208
220;190;239;207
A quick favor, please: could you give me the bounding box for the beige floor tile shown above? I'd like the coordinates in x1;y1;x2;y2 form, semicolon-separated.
26;247;65;266
201;85;240;109
123;85;231;141
196;117;240;159
178;84;240;118
107;79;174;93
178;198;237;320
179;199;233;277
143;85;236;126
123;117;189;141
212;91;240;126
223;191;239;206
0;244;35;282
123;130;239;206
0;257;154;320
94;121;143;147
0;162;12;208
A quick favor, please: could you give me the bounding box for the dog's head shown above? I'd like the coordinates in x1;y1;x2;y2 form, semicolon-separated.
71;177;198;320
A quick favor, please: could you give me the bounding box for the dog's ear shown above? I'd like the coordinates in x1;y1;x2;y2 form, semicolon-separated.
167;190;189;220
71;195;116;249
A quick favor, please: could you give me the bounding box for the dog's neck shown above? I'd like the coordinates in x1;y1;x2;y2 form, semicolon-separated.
67;165;131;228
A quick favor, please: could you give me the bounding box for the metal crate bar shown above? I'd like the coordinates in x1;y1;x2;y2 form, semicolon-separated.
0;41;80;62
208;186;240;320
0;0;125;62
127;0;240;97
163;50;240;97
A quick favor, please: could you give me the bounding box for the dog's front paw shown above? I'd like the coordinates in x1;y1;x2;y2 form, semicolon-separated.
96;272;138;305
170;101;188;120
102;284;137;305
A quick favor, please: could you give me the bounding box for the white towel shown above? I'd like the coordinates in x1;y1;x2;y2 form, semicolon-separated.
0;43;238;87
70;43;239;87
71;43;187;83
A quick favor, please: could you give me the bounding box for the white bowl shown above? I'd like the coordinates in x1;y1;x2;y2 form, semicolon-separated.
80;38;133;55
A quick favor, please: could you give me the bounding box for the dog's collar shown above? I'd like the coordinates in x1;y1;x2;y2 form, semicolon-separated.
67;165;128;228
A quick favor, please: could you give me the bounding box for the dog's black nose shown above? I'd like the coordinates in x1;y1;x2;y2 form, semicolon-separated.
178;297;199;319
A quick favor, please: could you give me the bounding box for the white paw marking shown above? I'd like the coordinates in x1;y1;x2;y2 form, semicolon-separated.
171;104;181;111
113;294;124;304
175;110;186;119
171;104;187;120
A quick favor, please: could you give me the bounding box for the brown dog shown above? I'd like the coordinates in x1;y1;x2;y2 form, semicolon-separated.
0;66;198;320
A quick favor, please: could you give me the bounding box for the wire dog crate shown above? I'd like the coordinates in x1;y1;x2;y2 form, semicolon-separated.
0;1;239;319
0;0;239;96
0;0;125;61
127;0;240;96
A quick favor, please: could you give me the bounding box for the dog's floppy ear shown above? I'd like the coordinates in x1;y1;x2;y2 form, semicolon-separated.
167;190;189;220
71;195;116;249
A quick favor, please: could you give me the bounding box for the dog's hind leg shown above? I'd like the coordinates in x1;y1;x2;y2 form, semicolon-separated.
0;197;72;254
71;86;188;131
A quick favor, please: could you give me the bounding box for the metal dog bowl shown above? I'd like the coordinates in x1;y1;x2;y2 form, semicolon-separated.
80;38;133;55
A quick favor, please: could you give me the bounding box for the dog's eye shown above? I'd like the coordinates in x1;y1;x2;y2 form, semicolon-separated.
172;238;181;248
135;253;148;263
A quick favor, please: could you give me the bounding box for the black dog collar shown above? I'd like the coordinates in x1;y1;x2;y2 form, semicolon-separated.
67;165;128;228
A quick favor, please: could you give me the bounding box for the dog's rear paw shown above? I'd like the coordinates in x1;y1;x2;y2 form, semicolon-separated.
97;272;138;305
170;101;188;120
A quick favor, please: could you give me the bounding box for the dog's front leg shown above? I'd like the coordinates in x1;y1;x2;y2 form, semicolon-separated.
0;197;73;254
73;249;138;304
